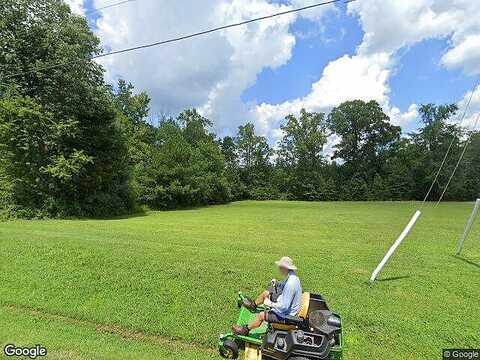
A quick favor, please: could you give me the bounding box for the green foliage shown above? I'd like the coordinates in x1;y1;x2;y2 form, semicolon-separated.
117;96;476;205
382;142;416;201
409;103;463;200
328;100;401;180
111;82;231;210
234;123;273;199
277;109;329;200
0;0;478;215
0;96;89;217
0;0;133;218
113;80;151;126
463;133;480;199
0;0;103;108
418;103;458;126
132;111;230;209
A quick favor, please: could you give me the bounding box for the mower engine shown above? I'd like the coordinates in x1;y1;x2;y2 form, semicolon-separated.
262;309;342;360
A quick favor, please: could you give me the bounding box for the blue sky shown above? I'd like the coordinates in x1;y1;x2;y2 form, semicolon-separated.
243;2;362;105
389;38;476;111
71;0;480;140
243;6;476;125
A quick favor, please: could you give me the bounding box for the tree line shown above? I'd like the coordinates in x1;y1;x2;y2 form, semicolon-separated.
1;0;479;218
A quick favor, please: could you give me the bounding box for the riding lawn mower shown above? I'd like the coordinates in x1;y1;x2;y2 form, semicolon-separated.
219;292;343;360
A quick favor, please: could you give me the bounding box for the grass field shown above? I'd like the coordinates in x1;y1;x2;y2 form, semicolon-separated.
1;201;479;359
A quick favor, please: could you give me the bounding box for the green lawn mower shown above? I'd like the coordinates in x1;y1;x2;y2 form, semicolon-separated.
219;292;343;360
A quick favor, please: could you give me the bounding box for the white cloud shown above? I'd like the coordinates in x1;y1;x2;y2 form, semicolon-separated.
324;133;341;160
94;0;304;133
252;52;392;138
457;85;480;130
65;0;85;15
388;104;419;128
252;0;480;140
198;0;296;131
95;1;233;118
90;0;480;143
305;52;392;108
347;0;457;55
290;0;337;21
347;0;480;74
442;35;480;75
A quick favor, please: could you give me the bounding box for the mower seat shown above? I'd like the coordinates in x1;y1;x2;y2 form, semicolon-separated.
271;292;310;331
298;292;310;318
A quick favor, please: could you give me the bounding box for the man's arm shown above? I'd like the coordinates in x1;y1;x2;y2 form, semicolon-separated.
276;278;287;291
265;279;293;315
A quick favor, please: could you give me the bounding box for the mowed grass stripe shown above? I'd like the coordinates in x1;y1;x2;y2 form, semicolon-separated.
1;201;479;359
0;305;216;360
1;304;215;354
1;202;421;256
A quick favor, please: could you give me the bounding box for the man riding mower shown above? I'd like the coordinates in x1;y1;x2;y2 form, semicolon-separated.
219;257;343;360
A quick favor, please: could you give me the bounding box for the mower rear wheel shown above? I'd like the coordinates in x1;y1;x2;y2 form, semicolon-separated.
219;339;239;359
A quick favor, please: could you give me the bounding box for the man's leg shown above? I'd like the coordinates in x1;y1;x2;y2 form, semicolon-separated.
255;290;270;306
248;311;266;329
232;312;266;335
243;290;269;312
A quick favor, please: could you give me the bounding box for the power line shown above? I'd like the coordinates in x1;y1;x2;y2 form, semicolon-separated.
370;81;480;282
2;0;349;80
0;0;136;75
435;111;480;206
84;0;136;16
420;79;479;209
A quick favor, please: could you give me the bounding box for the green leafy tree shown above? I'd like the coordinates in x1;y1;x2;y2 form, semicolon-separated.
219;136;237;167
409;103;462;200
328;100;401;178
135;110;231;209
382;139;416;200
236;123;271;169
235;123;274;199
328;100;401;199
112;80;155;207
462;132;480;200
219;136;245;200
277;109;330;200
113;80;150;126
0;0;132;217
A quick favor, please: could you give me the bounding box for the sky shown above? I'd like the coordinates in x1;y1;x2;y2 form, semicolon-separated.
66;0;480;145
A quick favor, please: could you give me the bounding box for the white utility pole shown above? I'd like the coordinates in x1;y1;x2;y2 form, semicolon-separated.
456;199;480;255
370;210;422;282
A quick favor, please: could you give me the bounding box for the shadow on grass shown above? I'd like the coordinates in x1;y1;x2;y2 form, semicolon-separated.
80;211;148;221
362;275;410;286
0;202;229;222
65;208;149;221
452;255;480;269
376;275;411;282
73;202;225;221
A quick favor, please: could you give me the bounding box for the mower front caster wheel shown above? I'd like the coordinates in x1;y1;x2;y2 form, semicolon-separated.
219;339;239;359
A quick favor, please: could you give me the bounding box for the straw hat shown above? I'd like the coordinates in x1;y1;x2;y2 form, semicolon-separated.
275;256;297;270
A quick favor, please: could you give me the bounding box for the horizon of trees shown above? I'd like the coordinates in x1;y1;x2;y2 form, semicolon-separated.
1;0;479;218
